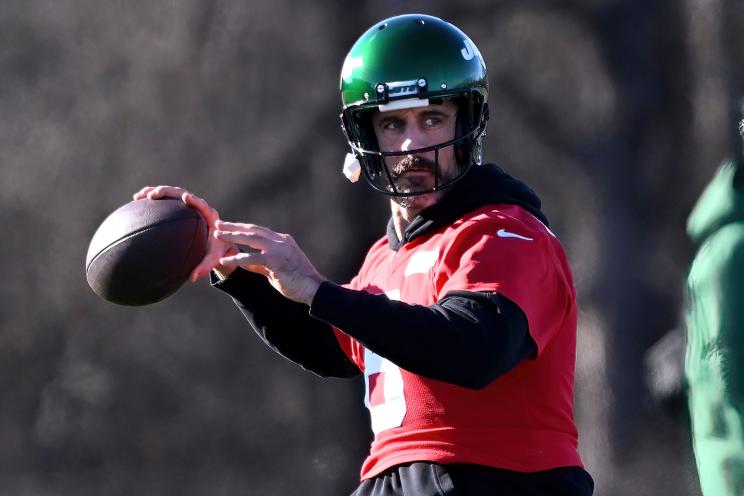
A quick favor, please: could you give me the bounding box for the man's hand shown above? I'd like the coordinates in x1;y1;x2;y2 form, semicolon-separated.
133;185;238;281
214;221;327;305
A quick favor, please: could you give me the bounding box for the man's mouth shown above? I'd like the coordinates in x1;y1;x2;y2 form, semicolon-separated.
392;157;437;177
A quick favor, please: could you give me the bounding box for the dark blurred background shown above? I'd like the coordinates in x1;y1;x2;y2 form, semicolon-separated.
2;0;743;494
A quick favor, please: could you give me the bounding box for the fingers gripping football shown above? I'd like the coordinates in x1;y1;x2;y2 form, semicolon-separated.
133;185;237;281
132;186;326;303
215;221;326;305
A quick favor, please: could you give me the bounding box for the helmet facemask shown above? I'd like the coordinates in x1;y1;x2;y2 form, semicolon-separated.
341;91;488;197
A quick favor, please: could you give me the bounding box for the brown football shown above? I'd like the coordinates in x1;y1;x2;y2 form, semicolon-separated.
85;199;208;306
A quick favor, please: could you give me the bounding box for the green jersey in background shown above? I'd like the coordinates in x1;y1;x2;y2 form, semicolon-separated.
686;159;744;495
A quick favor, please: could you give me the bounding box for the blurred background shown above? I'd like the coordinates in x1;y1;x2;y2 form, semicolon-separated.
2;0;743;494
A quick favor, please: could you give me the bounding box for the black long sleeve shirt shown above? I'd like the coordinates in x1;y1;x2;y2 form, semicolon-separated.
213;268;535;388
212;165;549;388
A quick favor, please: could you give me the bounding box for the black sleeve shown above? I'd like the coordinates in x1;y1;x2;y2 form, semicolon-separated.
309;282;537;389
211;269;359;378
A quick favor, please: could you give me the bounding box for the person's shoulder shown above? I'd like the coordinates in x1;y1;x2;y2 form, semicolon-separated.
709;221;744;244
447;203;554;242
698;221;744;271
436;204;574;291
690;222;744;295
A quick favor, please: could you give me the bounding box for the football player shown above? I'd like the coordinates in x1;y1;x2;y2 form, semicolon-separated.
685;110;744;496
135;14;593;496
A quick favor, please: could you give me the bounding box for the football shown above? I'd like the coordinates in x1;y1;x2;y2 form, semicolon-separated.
85;198;209;306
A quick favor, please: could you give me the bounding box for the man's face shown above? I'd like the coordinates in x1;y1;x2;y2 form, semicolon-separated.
371;100;458;210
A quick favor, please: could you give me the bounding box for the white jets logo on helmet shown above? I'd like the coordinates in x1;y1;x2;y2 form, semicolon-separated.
461;39;476;60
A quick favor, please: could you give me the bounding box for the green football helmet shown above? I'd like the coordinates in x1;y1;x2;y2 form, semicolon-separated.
340;14;489;196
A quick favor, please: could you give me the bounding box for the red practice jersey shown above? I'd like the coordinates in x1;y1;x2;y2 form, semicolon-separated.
333;204;584;480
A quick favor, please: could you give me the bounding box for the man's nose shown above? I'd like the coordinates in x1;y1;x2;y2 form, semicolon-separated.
399;125;427;152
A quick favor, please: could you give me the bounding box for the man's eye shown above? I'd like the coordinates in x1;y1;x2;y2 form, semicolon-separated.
382;119;403;130
423;117;442;127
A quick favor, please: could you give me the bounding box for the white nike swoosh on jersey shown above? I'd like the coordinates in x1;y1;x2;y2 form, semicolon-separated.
496;228;533;241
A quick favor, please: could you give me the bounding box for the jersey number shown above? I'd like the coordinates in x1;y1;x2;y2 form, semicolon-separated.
364;348;406;434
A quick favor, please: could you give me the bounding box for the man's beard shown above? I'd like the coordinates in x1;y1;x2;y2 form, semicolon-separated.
389;155;449;209
391;155;436;192
392;191;441;209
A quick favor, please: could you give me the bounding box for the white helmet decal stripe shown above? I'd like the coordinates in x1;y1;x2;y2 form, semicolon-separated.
378;98;430;112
